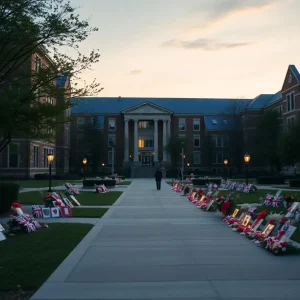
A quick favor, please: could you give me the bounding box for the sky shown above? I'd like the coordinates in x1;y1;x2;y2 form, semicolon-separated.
68;0;300;99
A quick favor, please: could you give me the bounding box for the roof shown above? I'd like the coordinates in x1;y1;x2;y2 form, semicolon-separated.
204;116;240;131
71;97;253;115
56;73;68;87
289;65;300;82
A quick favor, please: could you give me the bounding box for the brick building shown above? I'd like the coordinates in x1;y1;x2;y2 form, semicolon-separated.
0;52;70;178
70;64;300;178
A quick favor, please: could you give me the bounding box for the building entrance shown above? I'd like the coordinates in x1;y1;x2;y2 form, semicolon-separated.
139;152;154;166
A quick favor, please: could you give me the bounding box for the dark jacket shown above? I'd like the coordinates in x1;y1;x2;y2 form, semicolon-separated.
155;169;163;180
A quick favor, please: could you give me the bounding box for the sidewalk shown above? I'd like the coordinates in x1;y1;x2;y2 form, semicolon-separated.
30;179;300;300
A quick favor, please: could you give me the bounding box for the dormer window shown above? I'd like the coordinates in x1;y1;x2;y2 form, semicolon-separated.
212;119;217;125
223;120;228;125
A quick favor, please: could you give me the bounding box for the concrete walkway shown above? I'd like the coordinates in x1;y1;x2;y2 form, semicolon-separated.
31;179;300;300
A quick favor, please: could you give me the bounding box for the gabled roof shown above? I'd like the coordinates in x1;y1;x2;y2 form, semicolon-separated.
246;94;273;110
289;65;300;82
122;101;173;114
204;116;240;131
71;97;253;115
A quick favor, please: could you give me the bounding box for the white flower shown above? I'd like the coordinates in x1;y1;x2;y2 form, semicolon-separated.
282;247;287;252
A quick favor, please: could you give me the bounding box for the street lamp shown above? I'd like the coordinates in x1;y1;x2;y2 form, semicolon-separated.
111;142;115;175
102;163;105;167
244;153;251;185
224;159;229;179
82;158;87;180
47;153;54;192
181;142;184;173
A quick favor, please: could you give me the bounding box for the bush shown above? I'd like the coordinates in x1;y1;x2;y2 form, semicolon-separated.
83;179;116;187
34;173;82;180
0;182;20;214
256;176;285;185
192;178;222;186
289;179;300;187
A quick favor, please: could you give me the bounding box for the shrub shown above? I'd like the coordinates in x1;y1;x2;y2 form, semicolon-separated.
192;178;222;186
34;173;82;180
0;182;20;214
83;179;116;187
289;179;300;187
256;176;285;185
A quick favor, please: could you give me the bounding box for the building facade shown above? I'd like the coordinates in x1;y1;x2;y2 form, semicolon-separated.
0;52;70;178
70;64;300;177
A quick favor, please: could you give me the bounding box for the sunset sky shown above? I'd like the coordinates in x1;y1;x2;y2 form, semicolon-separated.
69;0;300;99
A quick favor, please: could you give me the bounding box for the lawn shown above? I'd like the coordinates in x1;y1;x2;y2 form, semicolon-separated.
0;180;81;189
17;191;122;206
221;189;300;204
72;207;109;218
117;181;132;185
0;223;93;292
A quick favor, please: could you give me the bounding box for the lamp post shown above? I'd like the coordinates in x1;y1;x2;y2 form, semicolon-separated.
244;153;251;185
187;162;190;175
47;153;54;192
82;158;87;180
181;142;184;173
224;159;229;180
111;142;115;175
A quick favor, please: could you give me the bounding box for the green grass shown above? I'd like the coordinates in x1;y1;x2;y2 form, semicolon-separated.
0;223;93;291
72;207;108;218
0;180;80;188
17;191;122;206
117;181;132;185
222;189;300;204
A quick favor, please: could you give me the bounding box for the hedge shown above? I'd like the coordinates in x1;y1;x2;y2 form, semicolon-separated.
0;182;20;214
83;179;116;187
34;173;81;180
289;179;300;187
192;178;222;186
256;176;285;185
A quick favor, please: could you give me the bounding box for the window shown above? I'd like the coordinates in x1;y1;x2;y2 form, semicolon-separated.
193;135;200;148
193;119;200;131
108;134;116;147
108;151;116;165
76;117;85;128
144;139;154;147
138;138;144;148
33;146;39;168
35;55;41;73
43;148;54;168
276;106;282;118
287;116;295;129
223;120;228;125
8;143;19;168
138;121;152;129
212;135;228;147
108;118;116;131
34;89;40;102
46;97;53;105
179;118;186;131
212;119;217;125
193;151;201;165
287;92;295;112
216;152;224;164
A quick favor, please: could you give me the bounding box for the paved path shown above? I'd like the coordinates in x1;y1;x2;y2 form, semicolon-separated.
32;179;300;300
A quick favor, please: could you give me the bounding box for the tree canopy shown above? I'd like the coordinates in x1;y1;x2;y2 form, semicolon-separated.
0;0;102;152
164;135;185;167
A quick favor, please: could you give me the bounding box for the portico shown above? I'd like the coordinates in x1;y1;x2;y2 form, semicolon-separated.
122;102;172;166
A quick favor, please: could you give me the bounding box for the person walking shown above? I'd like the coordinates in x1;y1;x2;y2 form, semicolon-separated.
155;168;163;190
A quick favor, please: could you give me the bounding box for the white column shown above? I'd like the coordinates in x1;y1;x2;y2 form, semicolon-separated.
163;120;167;162
154;119;158;162
124;119;129;161
167;119;171;162
134;120;139;162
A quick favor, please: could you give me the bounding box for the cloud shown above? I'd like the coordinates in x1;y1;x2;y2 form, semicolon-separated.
187;0;286;33
162;38;253;51
129;69;142;75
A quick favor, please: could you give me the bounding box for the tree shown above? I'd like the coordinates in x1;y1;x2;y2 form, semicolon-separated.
0;0;103;153
279;114;300;166
164;135;185;167
77;117;104;174
202;134;215;172
255;110;282;172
